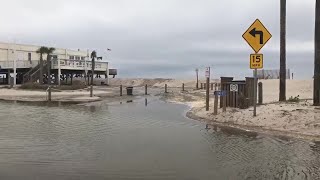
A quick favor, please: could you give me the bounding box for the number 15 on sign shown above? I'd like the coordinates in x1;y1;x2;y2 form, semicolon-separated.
250;54;263;69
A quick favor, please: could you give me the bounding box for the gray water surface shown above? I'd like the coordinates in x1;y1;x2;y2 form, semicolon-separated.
0;98;319;180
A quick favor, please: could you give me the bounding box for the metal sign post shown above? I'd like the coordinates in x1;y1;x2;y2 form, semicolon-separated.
253;68;257;116
243;19;272;117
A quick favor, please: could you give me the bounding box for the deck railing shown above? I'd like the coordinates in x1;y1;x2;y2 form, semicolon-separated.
0;59;108;72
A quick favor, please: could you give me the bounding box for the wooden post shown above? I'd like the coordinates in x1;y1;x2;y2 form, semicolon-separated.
196;69;199;89
215;83;217;91
120;85;123;96
206;77;210;111
211;83;214;90
214;92;218;115
48;86;52;102
145;84;148;95
200;83;203;89
182;83;185;92
223;95;227;112
165;84;168;93
258;82;263;105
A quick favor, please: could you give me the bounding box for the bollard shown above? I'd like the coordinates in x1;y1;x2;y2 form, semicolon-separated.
145;84;148;95
90;85;93;97
182;83;185;92
165;84;168;93
214;92;218;115
48;86;52;102
120;85;123;96
258;82;263;105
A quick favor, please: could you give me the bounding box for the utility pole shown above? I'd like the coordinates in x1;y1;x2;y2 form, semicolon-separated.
314;0;320;105
279;0;287;101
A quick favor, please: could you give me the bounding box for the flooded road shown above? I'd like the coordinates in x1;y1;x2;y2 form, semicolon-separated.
0;98;319;180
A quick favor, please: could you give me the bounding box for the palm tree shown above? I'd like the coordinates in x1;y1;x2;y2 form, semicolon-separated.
45;47;55;85
314;0;320;105
279;0;286;101
90;51;97;97
36;46;47;84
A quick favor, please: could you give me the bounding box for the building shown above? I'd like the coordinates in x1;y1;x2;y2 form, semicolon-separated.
0;42;112;85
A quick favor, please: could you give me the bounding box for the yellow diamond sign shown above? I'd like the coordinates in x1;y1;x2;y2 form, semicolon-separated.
243;19;272;53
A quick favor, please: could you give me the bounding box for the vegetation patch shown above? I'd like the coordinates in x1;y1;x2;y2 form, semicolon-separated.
19;80;87;91
288;95;300;103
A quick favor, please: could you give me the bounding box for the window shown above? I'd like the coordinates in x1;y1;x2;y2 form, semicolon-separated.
69;56;74;60
51;55;58;60
81;57;85;60
28;53;31;61
75;56;80;60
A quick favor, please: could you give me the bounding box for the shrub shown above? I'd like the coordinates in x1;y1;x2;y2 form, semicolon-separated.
288;95;300;103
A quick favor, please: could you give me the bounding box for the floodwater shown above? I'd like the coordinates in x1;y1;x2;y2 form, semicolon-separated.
0;98;319;180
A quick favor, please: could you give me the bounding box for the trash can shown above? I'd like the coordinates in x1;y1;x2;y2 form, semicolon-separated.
126;86;133;95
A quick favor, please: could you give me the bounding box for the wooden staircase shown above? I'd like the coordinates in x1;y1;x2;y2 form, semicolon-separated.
23;62;48;84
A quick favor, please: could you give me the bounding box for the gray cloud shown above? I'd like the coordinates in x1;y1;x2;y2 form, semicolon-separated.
0;0;316;79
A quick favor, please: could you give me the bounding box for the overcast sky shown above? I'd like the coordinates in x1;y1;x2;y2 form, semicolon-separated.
0;0;316;79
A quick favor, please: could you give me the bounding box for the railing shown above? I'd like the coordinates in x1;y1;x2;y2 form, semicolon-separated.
0;59;108;72
51;59;108;71
0;60;39;69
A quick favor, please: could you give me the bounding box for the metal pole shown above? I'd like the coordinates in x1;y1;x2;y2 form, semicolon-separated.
253;68;258;116
206;77;210;111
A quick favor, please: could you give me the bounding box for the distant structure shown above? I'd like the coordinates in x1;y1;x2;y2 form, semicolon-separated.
255;69;291;80
0;42;117;85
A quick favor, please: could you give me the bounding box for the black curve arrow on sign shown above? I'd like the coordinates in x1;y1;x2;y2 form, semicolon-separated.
249;28;264;44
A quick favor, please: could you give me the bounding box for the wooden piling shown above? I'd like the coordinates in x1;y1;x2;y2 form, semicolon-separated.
48;86;52;102
258;82;263;105
145;84;148;95
206;78;210;111
165;84;168;93
214;92;218;115
182;83;185;92
223;95;227;112
120;85;123;96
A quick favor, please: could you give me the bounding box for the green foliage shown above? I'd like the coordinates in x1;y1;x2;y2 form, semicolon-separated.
288;95;300;103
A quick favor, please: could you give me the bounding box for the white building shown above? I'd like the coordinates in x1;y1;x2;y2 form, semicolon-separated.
0;42;110;85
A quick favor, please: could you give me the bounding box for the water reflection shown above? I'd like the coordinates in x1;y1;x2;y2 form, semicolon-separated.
0;99;319;179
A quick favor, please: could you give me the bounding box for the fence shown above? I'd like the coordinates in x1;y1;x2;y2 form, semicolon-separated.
255;69;291;80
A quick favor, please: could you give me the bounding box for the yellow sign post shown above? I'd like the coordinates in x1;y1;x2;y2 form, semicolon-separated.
250;54;263;69
243;19;272;117
243;19;272;53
